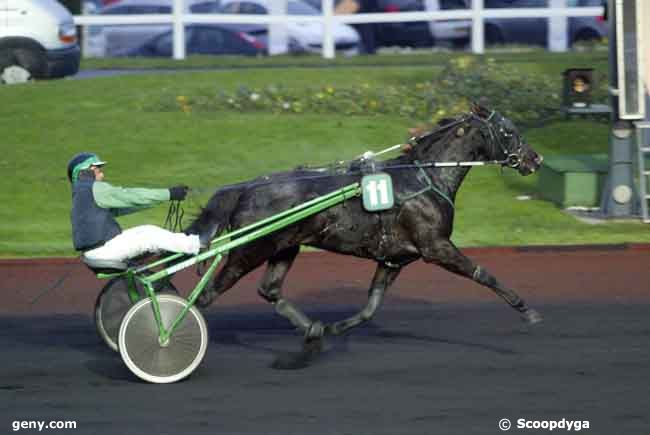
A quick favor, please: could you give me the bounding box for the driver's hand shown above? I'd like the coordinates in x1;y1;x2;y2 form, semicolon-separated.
169;185;189;201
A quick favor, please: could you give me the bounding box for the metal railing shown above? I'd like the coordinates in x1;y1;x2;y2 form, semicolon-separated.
73;0;604;60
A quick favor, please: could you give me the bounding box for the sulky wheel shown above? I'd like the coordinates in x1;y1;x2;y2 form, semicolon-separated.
118;294;208;384
94;277;178;352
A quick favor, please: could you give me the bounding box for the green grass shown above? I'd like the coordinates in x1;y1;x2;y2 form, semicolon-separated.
2;50;646;258
81;48;608;74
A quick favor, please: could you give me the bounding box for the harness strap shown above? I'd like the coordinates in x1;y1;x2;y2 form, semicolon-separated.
397;160;455;209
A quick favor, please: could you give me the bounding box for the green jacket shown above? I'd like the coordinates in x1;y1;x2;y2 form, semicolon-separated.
93;181;170;215
71;177;170;251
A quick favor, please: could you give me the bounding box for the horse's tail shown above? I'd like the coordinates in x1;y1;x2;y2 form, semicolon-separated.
185;185;245;242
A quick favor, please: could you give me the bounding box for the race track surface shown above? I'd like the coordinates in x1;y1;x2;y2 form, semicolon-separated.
1;246;649;435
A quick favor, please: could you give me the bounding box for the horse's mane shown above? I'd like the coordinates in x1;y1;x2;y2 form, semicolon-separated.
287;115;473;179
397;115;471;163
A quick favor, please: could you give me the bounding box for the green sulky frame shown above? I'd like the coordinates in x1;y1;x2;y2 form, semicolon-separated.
96;182;361;345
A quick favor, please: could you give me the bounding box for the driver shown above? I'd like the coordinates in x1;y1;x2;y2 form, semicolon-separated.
67;152;202;264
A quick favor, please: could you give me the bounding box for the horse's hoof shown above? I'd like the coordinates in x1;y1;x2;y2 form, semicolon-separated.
521;309;543;325
305;321;325;341
303;336;324;354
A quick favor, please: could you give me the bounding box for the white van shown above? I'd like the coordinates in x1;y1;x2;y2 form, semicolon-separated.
0;0;80;82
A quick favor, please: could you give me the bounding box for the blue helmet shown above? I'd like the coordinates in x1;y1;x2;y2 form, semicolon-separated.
67;152;107;183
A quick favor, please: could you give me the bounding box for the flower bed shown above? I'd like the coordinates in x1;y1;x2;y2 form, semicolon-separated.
158;56;608;129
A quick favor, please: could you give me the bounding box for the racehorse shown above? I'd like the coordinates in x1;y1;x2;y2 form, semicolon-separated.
186;103;544;368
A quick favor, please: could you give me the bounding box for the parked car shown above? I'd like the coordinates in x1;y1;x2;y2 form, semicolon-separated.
217;0;361;55
482;0;607;47
424;0;470;48
566;0;607;44
0;0;80;82
365;0;432;48
87;0;223;57
115;24;266;57
305;0;468;49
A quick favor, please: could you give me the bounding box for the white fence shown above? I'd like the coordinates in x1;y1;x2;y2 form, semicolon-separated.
73;0;605;60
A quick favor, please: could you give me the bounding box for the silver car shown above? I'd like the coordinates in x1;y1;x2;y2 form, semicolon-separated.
218;0;361;55
87;0;222;57
482;0;607;47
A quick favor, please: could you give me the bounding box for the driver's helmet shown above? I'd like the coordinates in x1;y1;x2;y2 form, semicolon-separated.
67;152;107;183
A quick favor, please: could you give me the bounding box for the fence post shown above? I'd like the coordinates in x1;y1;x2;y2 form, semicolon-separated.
172;0;185;60
471;0;484;54
80;1;94;58
323;0;335;59
548;0;568;52
269;0;288;55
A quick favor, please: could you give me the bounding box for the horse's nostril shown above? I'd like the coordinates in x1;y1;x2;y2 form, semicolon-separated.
535;154;544;165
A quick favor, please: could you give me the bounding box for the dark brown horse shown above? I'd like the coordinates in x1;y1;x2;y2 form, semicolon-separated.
186;103;543;368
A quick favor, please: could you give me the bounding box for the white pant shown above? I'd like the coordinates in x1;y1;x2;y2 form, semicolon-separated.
84;225;200;263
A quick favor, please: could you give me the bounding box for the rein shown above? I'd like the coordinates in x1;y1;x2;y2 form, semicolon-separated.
164;200;185;232
188;111;523;206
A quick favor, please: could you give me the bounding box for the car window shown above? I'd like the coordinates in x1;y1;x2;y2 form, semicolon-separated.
240;2;266;14
568;0;604;5
154;32;174;55
288;1;319;15
191;2;221;13
101;6;132;14
440;0;468;9
219;2;241;13
154;28;196;55
192;27;226;51
485;0;548;7
221;31;250;52
131;6;171;13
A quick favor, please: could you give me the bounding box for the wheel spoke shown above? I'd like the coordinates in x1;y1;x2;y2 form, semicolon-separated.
119;295;207;383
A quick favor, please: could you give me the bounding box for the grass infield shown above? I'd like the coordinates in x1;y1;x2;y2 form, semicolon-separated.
3;49;647;258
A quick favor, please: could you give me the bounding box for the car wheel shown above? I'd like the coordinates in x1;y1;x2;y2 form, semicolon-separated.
572;29;601;46
13;46;48;79
452;38;469;50
0;49;30;84
485;25;505;47
1;65;32;84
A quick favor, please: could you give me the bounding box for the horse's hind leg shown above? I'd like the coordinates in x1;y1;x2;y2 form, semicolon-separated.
419;239;541;324
258;246;333;369
257;245;324;340
325;263;401;336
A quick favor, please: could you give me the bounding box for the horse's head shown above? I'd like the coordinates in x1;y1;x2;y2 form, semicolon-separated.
470;103;543;175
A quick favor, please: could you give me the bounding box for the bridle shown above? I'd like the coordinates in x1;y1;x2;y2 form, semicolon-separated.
469;111;524;170
402;110;525;171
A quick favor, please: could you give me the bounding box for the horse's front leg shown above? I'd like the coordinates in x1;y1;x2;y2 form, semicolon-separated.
325;262;401;336
418;238;541;324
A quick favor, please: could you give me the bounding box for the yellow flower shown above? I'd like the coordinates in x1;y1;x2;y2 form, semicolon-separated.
176;95;187;103
453;56;473;70
326;86;334;94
